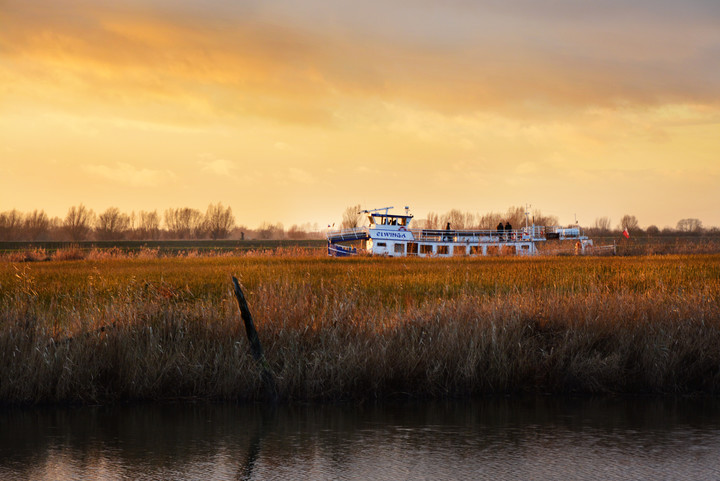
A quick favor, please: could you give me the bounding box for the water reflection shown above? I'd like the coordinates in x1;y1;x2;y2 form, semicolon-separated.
1;397;720;480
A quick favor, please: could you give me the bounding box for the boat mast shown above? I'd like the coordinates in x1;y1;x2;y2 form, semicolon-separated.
524;204;531;230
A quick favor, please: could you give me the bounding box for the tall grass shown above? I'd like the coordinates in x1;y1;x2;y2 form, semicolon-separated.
1;255;719;404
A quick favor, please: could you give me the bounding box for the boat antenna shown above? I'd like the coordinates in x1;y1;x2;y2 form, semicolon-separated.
524;204;531;229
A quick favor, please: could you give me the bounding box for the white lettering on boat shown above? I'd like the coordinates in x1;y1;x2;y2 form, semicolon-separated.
373;231;414;240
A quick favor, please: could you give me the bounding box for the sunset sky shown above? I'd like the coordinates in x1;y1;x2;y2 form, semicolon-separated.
2;0;719;229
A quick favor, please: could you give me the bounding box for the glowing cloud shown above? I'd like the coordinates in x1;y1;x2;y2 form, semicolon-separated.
83;162;175;187
1;0;719;227
198;156;237;176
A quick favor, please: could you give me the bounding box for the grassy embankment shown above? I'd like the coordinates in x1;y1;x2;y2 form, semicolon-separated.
1;254;719;404
0;239;327;260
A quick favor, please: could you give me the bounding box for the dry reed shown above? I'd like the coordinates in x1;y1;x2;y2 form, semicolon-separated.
0;255;719;404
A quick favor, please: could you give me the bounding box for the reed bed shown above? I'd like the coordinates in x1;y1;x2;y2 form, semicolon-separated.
1;255;719;404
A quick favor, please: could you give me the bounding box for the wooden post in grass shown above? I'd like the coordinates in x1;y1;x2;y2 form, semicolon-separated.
232;276;278;402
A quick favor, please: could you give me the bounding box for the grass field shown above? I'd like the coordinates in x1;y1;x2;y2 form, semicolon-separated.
0;239;327;259
1;254;719;404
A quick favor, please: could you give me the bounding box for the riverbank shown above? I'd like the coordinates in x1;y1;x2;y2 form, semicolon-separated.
1;255;719;404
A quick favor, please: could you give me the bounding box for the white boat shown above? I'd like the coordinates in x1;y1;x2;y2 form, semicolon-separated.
327;206;594;257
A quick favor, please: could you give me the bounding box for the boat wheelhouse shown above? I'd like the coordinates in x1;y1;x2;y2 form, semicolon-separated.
327;206;593;257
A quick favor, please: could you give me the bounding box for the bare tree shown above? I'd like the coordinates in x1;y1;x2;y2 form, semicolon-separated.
425;212;441;229
256;222;284;240
0;209;23;240
287;224;307;240
341;204;364;229
165;207;204;239
476;212;503;230
64;204;95;241
136;210;160;239
442;209;466;229
532;210;559;227
465;212;477;229
504;206;527;229
96;207;130;240
23;210;50;240
594;217;612;233
620;214;640;232
205;203;235;240
676;218;703;233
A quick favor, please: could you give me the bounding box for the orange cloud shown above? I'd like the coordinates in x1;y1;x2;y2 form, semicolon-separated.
3;0;718;129
1;0;719;227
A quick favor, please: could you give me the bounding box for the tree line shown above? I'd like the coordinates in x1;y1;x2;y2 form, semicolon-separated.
342;205;559;230
0;204;323;242
1;204;714;242
591;215;714;236
342;205;716;236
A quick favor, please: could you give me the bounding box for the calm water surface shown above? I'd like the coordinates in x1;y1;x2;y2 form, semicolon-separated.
1;397;720;480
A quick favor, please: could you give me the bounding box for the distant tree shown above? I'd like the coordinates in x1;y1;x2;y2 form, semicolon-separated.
531;210;558;227
64;204;95;241
476;212;503;230
676;218;703;233
504;206;526;229
341;204;365;229
0;209;23;240
594;217;612;233
442;209;466;229
96;207;130;240
256;222;284;240
164;207;204;239
619;214;640;232
23;210;50;240
645;225;660;236
205;203;235;240
46;216;64;241
256;222;272;240
287;224;307;240
425;212;441;229
136;210;160;240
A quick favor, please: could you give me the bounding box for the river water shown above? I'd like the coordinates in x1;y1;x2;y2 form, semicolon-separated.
1;397;719;480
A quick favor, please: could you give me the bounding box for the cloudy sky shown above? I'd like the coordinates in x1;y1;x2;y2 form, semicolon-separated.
2;0;719;229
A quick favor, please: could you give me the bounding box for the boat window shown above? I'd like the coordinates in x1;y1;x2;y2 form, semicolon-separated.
420;244;433;254
394;243;405;254
376;242;387;247
437;245;449;255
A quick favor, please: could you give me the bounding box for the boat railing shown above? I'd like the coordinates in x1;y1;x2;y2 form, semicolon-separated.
411;228;541;243
326;226;370;242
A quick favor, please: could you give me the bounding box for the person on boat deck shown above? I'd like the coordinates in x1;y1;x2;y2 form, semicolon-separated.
497;222;504;241
445;222;451;241
505;221;512;240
